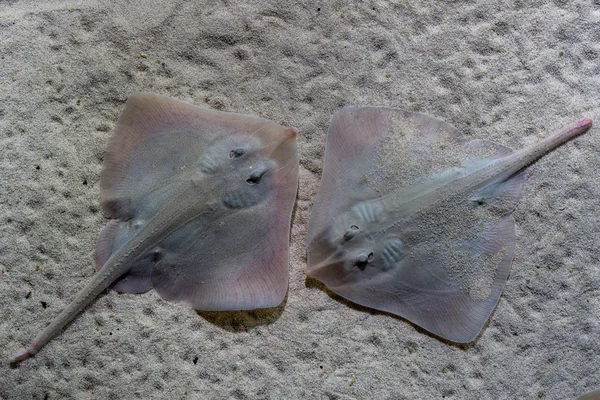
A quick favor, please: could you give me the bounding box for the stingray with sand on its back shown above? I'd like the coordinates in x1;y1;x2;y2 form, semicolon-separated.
307;107;592;343
11;93;299;363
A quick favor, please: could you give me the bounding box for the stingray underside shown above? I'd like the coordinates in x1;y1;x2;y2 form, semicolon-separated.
95;93;299;310
307;107;526;343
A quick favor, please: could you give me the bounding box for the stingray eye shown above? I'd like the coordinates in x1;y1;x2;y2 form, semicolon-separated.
355;252;374;270
229;147;246;159
344;225;360;240
247;168;267;185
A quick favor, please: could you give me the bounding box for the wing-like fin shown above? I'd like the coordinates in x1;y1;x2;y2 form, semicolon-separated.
11;93;299;363
307;107;591;343
97;92;299;304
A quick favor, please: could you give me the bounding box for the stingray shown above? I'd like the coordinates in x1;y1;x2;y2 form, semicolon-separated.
306;107;592;343
11;93;299;362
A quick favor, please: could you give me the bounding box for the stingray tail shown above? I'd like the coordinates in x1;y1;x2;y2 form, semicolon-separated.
506;118;592;176
10;258;128;364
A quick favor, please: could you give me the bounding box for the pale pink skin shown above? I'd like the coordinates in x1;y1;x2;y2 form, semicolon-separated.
10;116;592;363
306;113;592;344
11;93;300;364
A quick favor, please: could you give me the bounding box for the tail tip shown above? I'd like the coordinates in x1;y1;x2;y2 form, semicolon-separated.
577;118;592;129
10;348;33;364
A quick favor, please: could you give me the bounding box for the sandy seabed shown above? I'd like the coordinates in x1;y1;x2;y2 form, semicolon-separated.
1;1;599;399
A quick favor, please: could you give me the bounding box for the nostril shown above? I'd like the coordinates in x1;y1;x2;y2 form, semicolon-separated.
229;147;246;159
344;225;360;240
357;254;368;264
246;168;267;184
355;252;373;270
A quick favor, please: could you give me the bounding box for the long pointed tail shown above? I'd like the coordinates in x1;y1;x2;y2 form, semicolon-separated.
505;118;592;177
10;258;127;364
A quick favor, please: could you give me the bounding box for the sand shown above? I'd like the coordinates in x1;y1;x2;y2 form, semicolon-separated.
1;1;599;399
